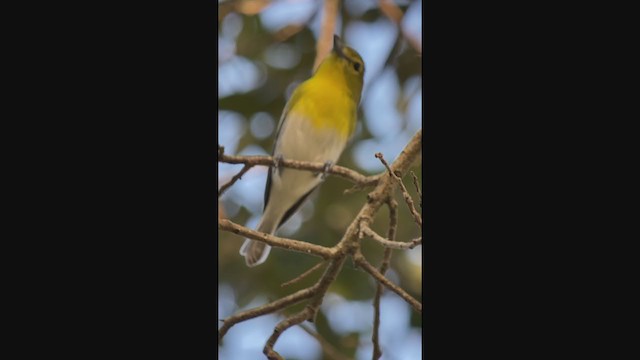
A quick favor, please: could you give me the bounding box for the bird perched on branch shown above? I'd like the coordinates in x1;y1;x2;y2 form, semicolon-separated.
240;35;365;266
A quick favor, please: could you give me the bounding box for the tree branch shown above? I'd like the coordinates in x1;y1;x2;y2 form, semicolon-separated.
299;324;352;360
263;256;348;358
218;129;423;358
313;0;341;71
218;283;320;341
363;226;421;250
378;0;422;55
372;198;398;360
218;164;254;198
375;152;422;228
264;307;315;360
219;219;335;260
281;261;326;288
219;151;382;186
353;250;422;313
410;170;422;209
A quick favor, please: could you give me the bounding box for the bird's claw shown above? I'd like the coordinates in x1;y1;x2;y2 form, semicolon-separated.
321;161;333;180
273;154;283;170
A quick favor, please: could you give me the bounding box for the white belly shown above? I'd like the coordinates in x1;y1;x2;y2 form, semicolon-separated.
264;113;348;226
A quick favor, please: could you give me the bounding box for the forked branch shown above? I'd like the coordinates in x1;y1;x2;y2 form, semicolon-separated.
218;129;423;358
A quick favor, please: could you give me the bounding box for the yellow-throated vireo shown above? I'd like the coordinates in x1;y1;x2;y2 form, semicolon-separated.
240;35;365;267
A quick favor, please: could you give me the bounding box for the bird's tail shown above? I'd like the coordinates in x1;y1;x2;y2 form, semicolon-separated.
239;217;278;267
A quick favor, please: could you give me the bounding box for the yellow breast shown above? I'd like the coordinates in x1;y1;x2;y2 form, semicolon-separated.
289;77;357;141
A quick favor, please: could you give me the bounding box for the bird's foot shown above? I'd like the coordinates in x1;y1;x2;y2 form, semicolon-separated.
273;154;283;171
321;161;333;180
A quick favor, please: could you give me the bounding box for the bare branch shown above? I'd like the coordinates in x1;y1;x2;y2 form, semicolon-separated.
264;307;315;360
219;151;381;186
410;170;422;209
218;219;335;260
363;226;421;250
218;284;319;341
385;198;399;246
305;256;348;322
354;251;422;313
344;181;376;195
372;313;384;360
218;164;254;198
273;23;306;42
300;324;352;360
398;179;422;228
281;261;326;288
372;198;398;360
378;0;422;54
218;129;423;357
375;152;422;228
388;129;422;173
313;0;340;71
380;199;399;274
264;256;348;358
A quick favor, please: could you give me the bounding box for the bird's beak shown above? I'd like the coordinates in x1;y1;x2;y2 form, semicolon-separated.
332;35;346;59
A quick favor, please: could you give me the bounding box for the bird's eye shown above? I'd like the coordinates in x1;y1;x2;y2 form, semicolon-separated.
353;63;360;71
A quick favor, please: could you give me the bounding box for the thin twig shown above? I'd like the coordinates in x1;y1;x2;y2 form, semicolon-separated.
372;198;398;360
363;226;421;250
398;178;422;228
264;307;314;360
270;309;351;360
264;256;348;358
272;5;319;42
374;152;393;174
343;182;374;194
381;199;399;273
218;283;320;341
219;151;381;186
354;250;422;313
218;164;254;198
218;219;335;260
410;171;422;209
305;256;348;323
300;324;352;360
281;261;326;288
375;152;422;228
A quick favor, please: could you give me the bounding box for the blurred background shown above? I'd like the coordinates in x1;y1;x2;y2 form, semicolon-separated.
218;0;422;358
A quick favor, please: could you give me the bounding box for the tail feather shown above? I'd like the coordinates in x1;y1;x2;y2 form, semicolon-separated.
239;240;271;267
239;217;277;267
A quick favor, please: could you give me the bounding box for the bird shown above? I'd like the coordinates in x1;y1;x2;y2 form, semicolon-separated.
240;35;365;267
